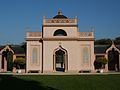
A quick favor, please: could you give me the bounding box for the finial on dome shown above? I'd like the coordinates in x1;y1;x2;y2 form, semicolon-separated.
53;10;67;19
58;10;62;15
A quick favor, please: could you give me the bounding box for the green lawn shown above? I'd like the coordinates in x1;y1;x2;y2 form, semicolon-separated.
0;74;120;90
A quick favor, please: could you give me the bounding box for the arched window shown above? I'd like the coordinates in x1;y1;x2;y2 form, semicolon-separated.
32;47;38;64
83;47;89;63
53;29;67;36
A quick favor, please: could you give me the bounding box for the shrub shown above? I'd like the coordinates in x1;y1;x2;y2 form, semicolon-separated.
94;57;108;69
13;58;26;69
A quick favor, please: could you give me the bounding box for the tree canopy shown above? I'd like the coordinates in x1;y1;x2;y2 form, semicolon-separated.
13;58;26;69
114;37;120;45
95;39;112;45
94;57;108;69
95;36;120;45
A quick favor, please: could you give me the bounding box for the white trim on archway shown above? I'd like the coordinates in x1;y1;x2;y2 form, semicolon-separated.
53;45;68;72
0;45;14;54
106;44;120;54
106;43;120;72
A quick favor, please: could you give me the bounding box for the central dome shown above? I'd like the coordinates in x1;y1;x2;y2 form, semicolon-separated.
53;10;68;19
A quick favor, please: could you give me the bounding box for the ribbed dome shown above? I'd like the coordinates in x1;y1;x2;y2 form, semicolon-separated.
53;10;68;19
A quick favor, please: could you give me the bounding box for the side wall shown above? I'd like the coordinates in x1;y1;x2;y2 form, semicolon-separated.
0;54;1;71
80;41;95;71
26;41;42;72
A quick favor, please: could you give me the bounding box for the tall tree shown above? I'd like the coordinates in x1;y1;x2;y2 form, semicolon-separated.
95;39;112;45
114;37;120;45
21;42;26;54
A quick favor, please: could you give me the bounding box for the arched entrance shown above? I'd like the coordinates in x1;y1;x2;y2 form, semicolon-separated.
53;46;68;72
108;48;119;71
1;49;13;71
7;51;13;71
2;51;5;70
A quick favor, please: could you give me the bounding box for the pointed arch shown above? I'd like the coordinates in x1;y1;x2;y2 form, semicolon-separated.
1;49;13;71
53;45;67;55
106;44;120;71
53;45;68;72
0;45;14;54
106;44;120;54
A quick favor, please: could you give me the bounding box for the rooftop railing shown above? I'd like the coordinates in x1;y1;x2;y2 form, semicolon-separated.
27;32;42;38
79;32;94;38
43;18;77;25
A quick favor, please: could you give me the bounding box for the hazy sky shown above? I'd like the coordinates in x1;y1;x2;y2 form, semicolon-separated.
0;0;120;44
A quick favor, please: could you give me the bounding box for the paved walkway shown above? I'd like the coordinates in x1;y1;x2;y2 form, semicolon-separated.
1;72;120;75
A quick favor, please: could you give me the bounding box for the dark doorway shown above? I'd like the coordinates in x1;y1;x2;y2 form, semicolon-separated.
2;54;5;69
7;51;13;71
2;51;7;69
55;50;65;72
1;50;13;71
108;48;119;71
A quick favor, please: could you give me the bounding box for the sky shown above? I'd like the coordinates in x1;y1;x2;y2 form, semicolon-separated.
0;0;120;44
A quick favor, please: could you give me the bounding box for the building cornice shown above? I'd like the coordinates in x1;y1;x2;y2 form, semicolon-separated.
26;38;42;41
42;25;78;27
26;37;94;41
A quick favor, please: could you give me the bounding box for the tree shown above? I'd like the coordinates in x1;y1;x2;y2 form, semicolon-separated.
94;57;108;70
95;36;120;45
114;37;120;45
13;58;26;69
95;39;112;45
20;42;26;54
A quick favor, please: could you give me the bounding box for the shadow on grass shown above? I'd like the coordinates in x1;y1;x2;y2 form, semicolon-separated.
0;75;58;90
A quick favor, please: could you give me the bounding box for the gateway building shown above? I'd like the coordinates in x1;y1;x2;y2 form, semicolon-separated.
26;11;95;73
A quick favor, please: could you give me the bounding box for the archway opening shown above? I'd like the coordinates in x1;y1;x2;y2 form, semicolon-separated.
108;48;119;71
2;51;5;69
1;49;13;71
7;51;13;71
55;49;65;72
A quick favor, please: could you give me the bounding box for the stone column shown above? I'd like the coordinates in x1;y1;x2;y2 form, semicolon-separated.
53;54;55;72
4;57;7;72
119;53;120;71
64;54;68;72
0;54;2;70
105;54;108;72
13;55;16;61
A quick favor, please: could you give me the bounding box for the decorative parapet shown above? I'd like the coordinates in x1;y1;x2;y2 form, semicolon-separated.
79;32;94;38
43;18;77;25
26;32;42;38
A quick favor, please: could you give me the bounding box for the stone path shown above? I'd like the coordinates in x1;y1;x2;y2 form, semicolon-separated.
1;72;120;75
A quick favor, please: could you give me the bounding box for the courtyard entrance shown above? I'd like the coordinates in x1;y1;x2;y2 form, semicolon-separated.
108;48;119;71
1;49;13;71
55;50;65;72
54;47;68;72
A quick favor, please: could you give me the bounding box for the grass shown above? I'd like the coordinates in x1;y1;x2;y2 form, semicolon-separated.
0;74;120;90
